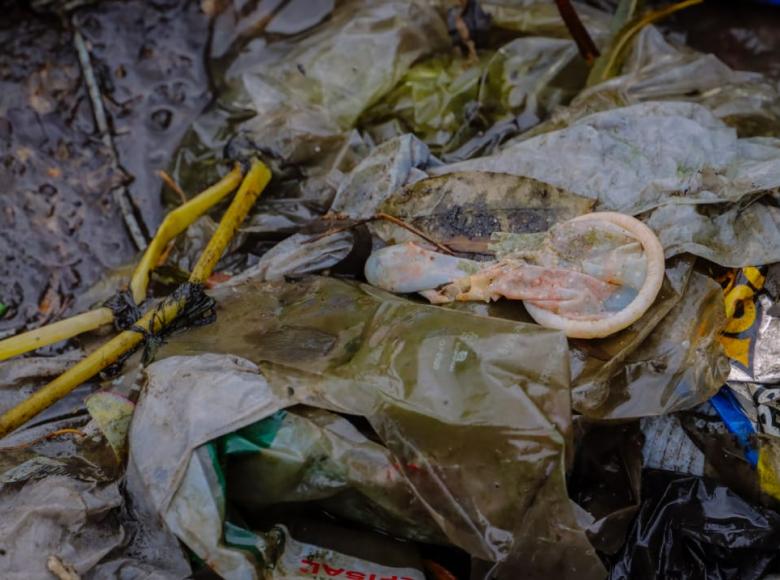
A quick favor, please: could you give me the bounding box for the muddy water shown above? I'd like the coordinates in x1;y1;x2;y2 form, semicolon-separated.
0;0;211;337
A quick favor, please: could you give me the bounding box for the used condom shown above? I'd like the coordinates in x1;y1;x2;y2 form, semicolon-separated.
364;212;665;338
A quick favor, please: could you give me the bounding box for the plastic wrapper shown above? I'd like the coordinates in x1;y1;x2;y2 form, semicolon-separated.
609;470;780;580
329;134;437;219
138;277;605;579
258;520;428;580
719;266;780;384
221;407;446;544
641;414;705;477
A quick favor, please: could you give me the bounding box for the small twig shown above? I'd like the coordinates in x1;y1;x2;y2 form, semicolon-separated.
307;213;454;255
158;170;188;204
305;218;373;243
375;213;454;255
454;9;478;63
73;26;148;251
554;0;600;65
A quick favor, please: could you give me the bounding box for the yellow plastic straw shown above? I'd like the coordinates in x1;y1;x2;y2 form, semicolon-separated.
0;165;243;362
0;160;271;438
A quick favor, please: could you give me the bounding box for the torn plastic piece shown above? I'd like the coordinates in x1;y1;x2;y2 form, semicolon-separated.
265;522;426;580
710;386;759;467
641;414;705;476
727;382;780;438
142;274;605;578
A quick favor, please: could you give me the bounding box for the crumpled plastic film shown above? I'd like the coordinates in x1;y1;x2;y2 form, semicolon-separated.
146;277;605;579
610;470;780;580
433;101;780;268
571;260;730;419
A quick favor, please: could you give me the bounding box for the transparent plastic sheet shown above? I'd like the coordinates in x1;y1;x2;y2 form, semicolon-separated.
227;134;437;283
142;278;605;579
359;36;587;158
432;101;780;268
570;263;730;419
534;26;780;139
170;0;449;197
221;408;446;544
0;353;125;484
609;470;780;580
479;0;610;39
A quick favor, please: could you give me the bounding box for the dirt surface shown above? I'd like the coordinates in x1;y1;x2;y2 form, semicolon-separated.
0;0;210;337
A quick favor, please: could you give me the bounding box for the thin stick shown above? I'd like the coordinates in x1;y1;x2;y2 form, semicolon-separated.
0;160;271;438
554;0;600;65
375;213;454;255
307;213;454;255
158;170;188;204
73;26;148;251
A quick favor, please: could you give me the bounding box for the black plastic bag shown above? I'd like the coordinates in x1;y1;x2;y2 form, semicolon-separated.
610;469;780;580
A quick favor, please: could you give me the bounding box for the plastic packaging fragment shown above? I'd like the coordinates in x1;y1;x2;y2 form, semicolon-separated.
0;474;190;579
609;470;780;580
718;266;780;384
141;276;606;579
264;521;427;580
640;414;705;476
358;36;586;157
330;134;437;219
710;387;760;467
713;381;780;502
545;26;780;139
220;407;446;544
